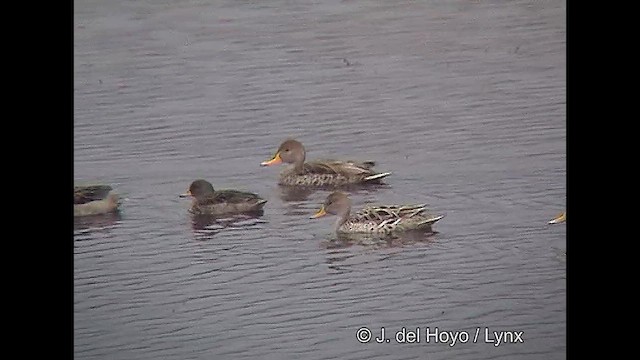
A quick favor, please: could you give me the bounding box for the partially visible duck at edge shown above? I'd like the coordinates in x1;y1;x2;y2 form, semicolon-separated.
260;139;391;187
74;184;120;217
548;211;566;224
311;191;444;234
180;179;267;216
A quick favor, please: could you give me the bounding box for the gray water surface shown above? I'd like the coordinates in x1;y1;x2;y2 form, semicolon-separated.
74;1;566;359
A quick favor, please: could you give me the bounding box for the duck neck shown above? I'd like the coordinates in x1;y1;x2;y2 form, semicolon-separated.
333;206;351;232
292;151;306;173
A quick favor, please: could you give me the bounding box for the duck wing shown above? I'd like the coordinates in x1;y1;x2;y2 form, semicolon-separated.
199;190;264;205
355;204;429;222
304;159;377;176
74;185;113;204
355;204;444;230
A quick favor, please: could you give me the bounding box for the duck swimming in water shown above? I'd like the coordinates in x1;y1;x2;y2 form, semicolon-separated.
74;184;120;217
180;179;267;216
311;191;444;234
260;139;391;187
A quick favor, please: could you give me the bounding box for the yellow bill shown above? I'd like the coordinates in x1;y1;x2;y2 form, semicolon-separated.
548;212;566;224
260;152;282;166
311;206;327;219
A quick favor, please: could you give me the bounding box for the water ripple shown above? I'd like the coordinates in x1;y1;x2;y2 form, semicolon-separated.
75;0;565;359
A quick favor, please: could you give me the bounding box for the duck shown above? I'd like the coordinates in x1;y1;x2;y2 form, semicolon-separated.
74;184;120;217
548;211;566;224
311;191;444;234
179;179;267;216
260;139;391;186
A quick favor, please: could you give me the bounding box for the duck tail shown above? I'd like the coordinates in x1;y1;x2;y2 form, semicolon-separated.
417;214;445;227
107;192;120;209
363;172;392;182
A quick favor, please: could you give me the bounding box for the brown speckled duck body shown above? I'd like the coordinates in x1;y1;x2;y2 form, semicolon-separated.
180;179;267;216
311;191;444;234
260;139;391;187
74;185;120;217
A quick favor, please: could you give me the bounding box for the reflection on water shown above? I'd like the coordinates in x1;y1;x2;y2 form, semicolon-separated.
322;231;439;274
73;211;122;234
278;183;392;202
322;230;439;250
278;186;317;202
190;212;265;240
